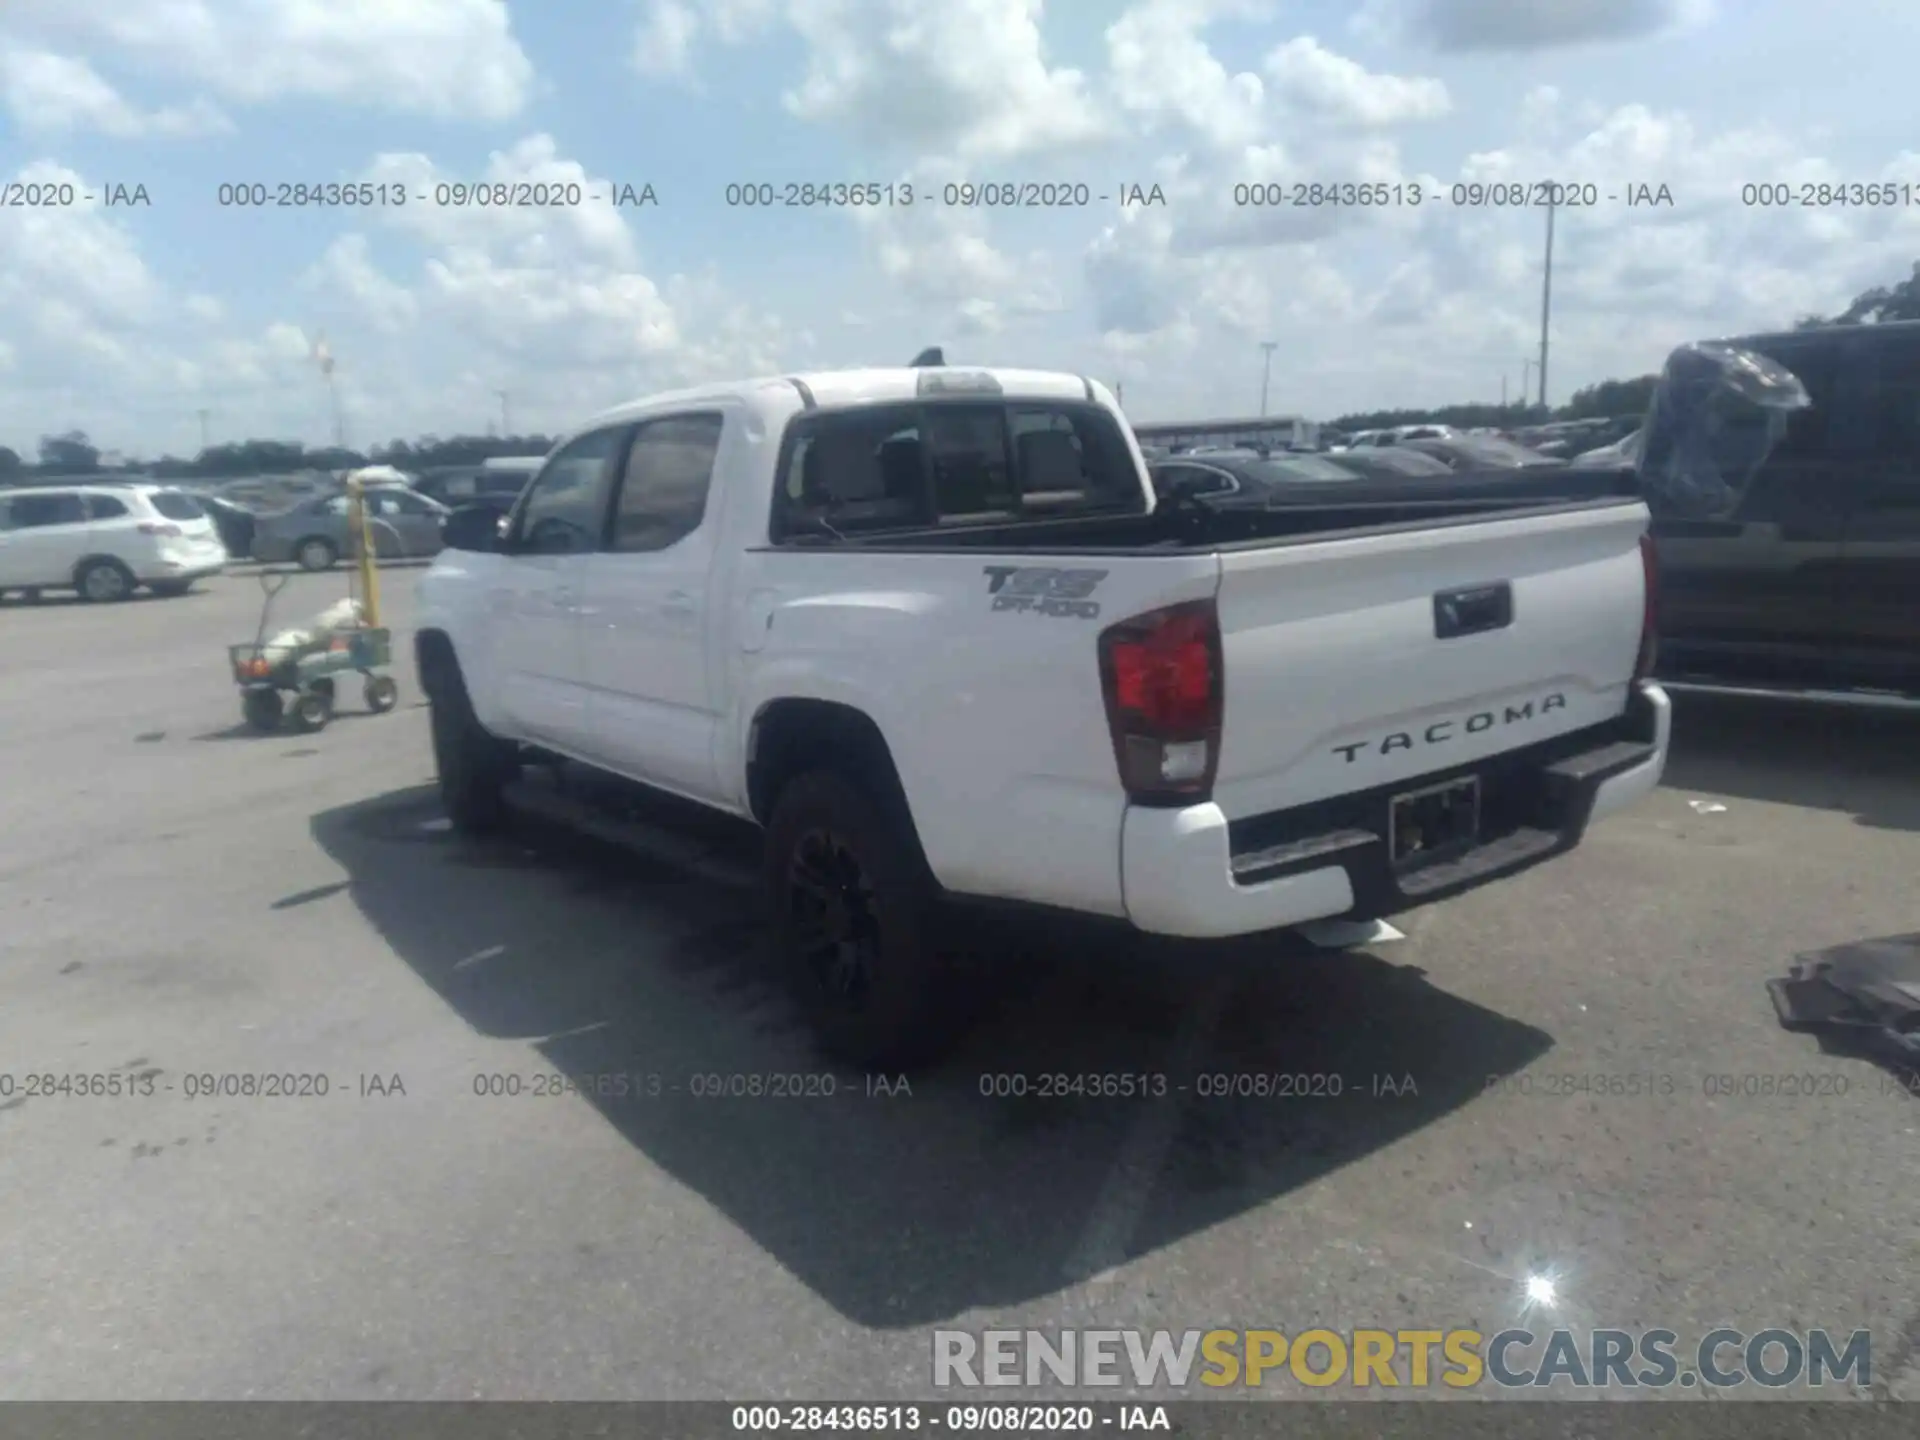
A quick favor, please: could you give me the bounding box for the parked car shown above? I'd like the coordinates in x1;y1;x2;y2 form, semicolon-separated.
1318;446;1455;481
1568;429;1643;470
251;487;450;570
1150;450;1375;500
1638;319;1920;696
0;483;227;601
414;459;540;509
415;362;1667;1068
180;490;257;558
1404;435;1566;470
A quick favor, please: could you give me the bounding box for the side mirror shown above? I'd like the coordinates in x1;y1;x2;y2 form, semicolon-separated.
442;503;504;552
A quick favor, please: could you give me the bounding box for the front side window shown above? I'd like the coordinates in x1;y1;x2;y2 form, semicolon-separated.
512;427;625;554
88;494;130;519
612;413;724;552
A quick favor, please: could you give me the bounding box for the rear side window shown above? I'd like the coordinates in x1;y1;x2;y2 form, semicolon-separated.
87;494;129;519
771;401;1144;540
612;412;723;552
148;490;204;521
5;492;86;527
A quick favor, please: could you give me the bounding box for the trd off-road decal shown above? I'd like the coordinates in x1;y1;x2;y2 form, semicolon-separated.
981;566;1108;618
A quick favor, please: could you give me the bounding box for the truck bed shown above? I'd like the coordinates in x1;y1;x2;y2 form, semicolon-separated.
766;468;1642;555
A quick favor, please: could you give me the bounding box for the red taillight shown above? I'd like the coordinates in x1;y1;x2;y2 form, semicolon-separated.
1098;599;1222;804
1634;531;1659;682
138;522;182;537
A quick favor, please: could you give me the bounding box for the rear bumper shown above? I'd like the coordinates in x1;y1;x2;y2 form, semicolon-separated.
1120;682;1670;939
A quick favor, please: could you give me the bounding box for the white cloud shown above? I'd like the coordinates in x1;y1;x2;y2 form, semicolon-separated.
0;0;533;119
1104;0;1269;150
1360;0;1714;51
636;0;1108;161
0;49;229;136
632;0;700;77
1263;38;1450;127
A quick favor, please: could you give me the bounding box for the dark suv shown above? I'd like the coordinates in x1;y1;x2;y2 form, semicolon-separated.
1644;320;1920;696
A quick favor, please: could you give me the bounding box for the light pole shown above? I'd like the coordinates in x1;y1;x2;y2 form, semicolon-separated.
1537;192;1556;410
1259;341;1278;417
496;389;511;437
197;408;211;451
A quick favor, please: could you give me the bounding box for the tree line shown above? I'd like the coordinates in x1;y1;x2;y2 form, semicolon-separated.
4;260;1914;484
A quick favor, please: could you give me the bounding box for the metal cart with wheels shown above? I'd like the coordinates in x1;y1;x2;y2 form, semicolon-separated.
226;475;399;734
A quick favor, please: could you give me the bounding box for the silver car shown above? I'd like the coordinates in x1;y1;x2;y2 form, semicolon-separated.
252;487;451;570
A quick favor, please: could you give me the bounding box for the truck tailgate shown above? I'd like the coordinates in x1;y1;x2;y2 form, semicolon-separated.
1211;501;1650;820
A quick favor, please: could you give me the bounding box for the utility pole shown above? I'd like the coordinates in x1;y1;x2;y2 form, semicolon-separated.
496;389;511;437
1500;375;1507;408
1538;192;1556;410
1521;358;1534;410
1114;380;1124;407
196;408;211;451
1259;341;1278;417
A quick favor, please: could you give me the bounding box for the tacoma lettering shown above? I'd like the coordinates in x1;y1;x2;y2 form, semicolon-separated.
1332;693;1566;763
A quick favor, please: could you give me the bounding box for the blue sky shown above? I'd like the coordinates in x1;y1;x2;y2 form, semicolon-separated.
2;0;1917;459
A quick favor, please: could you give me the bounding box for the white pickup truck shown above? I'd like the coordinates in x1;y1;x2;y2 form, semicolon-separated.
415;360;1669;1066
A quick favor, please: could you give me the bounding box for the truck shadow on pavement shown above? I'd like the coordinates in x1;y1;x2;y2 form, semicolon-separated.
311;784;1551;1329
1662;692;1920;832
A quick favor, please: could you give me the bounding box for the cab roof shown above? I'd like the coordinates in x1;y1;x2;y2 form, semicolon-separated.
575;365;1111;436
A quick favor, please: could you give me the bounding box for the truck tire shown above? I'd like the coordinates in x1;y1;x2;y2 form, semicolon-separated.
425;658;518;834
765;769;961;1071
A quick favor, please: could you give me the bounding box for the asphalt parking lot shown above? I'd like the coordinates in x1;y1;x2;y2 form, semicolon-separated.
1;569;1917;1403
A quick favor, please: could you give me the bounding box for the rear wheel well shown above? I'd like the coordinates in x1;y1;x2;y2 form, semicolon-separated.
748;700;927;868
72;554;133;583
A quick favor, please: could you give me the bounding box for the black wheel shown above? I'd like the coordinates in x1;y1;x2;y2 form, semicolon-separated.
363;673;399;712
425;657;518;833
241;688;283;732
149;579;193;597
295;537;338;571
76;558;134;602
291;689;333;732
765;770;961;1071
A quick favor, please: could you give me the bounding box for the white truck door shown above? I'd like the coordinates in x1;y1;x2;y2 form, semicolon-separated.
579;409;729;802
490;426;626;753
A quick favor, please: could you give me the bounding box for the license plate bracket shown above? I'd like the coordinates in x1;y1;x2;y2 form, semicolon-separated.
1388;775;1481;869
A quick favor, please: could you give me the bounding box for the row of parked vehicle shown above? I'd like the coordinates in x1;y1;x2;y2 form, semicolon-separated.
0;457;546;601
1148;319;1920;700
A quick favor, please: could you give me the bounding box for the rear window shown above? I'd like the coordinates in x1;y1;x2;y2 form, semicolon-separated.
771;401;1144;540
148;490;205;521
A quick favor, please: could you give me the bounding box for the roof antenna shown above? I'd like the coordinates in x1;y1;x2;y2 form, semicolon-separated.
909;346;945;367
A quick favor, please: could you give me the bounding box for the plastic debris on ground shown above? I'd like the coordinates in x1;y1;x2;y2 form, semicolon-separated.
1687;799;1728;814
1769;933;1920;1066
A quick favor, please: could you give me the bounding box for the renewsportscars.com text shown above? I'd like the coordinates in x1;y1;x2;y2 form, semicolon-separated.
932;1327;1871;1390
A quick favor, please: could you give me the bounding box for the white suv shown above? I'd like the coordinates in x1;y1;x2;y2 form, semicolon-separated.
0;483;229;601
